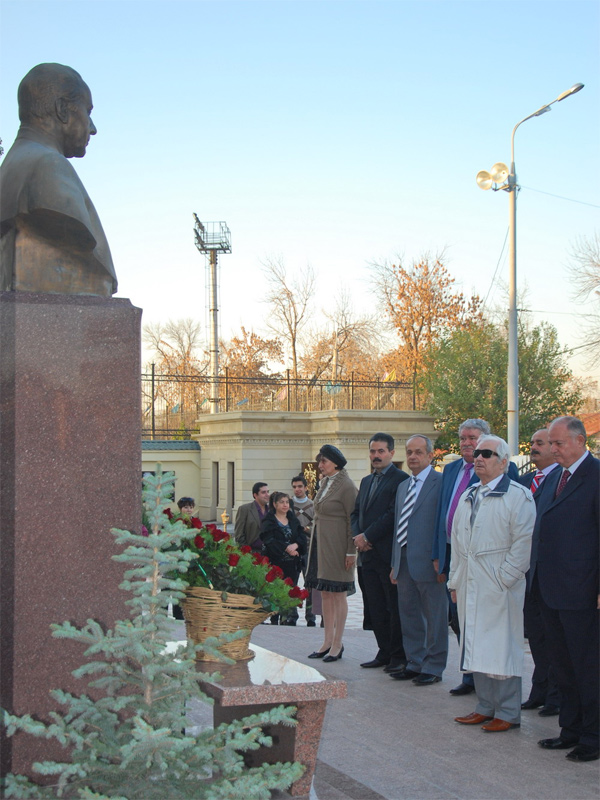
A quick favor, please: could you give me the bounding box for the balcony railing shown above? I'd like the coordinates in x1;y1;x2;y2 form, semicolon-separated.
142;367;415;439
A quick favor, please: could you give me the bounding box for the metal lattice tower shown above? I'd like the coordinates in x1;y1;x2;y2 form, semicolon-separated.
193;215;231;414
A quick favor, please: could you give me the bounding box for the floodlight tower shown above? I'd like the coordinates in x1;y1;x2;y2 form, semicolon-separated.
193;215;232;414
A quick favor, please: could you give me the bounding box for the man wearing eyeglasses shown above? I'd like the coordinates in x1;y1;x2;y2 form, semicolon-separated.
448;435;535;733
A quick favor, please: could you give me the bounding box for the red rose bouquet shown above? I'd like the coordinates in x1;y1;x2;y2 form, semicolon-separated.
167;519;308;615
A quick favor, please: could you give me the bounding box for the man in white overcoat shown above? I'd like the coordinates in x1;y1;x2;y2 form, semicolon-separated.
448;434;535;732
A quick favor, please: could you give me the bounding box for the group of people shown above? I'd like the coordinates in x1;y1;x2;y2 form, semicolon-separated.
232;415;598;763
233;446;358;653
234;474;315;626
355;417;597;763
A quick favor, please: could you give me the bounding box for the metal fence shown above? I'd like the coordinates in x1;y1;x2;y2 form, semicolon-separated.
142;366;416;439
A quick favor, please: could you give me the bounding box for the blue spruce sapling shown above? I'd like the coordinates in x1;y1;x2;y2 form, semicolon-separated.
2;469;303;798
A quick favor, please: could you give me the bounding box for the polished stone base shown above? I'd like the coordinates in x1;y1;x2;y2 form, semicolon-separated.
196;644;347;796
0;291;141;777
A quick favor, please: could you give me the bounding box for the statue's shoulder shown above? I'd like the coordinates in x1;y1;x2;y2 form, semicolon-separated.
2;133;64;172
1;134;84;223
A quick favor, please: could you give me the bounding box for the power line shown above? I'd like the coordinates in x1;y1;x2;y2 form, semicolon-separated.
520;308;582;317
520;185;600;209
482;227;509;310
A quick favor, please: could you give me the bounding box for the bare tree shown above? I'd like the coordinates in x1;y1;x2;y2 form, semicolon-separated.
142;318;208;429
262;257;315;380
143;318;206;374
301;292;384;382
567;232;600;367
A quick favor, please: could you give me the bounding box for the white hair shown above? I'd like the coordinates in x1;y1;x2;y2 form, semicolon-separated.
476;434;510;473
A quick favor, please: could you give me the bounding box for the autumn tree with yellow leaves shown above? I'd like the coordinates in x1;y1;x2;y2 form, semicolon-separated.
370;253;483;399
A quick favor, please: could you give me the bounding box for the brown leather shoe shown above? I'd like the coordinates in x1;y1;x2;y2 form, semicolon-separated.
481;718;520;732
454;712;493;725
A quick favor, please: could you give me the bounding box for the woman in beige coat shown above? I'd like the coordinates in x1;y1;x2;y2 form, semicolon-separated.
306;444;358;662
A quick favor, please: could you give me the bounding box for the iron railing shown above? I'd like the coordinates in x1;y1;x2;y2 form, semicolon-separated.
142;366;415;439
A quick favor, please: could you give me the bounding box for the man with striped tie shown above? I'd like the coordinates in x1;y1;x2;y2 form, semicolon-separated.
389;435;447;685
519;429;560;717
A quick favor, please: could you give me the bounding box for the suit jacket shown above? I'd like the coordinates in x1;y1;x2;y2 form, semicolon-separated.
351;464;409;567
529;452;599;610
518;470;536;491
433;457;519;571
392;469;442;583
234;501;263;549
517;464;559;501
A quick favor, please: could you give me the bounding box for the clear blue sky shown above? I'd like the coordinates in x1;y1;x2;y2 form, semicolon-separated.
1;0;598;382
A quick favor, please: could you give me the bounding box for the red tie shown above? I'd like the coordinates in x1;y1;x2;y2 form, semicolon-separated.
530;470;545;494
555;469;570;497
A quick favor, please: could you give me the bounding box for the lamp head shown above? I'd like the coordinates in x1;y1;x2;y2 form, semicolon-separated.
476;170;493;190
490;163;509;184
557;83;584;102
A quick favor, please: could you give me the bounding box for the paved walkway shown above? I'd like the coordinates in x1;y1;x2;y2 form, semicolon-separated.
179;582;599;799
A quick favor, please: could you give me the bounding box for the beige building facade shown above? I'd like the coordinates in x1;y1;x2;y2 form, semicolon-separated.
143;409;437;521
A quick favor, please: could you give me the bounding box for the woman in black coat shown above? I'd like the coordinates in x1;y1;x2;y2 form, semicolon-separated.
261;491;307;625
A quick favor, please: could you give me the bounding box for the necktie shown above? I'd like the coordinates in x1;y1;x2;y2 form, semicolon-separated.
367;472;381;504
447;463;473;539
530;470;545;494
470;485;489;528
396;476;417;548
555;469;570;497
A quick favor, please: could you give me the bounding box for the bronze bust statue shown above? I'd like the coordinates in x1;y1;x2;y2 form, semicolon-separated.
0;63;117;297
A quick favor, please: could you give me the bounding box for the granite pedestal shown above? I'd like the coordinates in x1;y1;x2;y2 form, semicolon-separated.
195;644;347;796
0;291;141;777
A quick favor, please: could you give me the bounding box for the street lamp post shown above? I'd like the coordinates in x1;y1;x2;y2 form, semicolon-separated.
477;83;584;455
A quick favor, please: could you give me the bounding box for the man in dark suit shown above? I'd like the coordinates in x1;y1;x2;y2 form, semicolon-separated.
390;436;447;685
234;482;269;551
351;433;409;670
518;428;560;717
532;416;599;763
433;418;519;695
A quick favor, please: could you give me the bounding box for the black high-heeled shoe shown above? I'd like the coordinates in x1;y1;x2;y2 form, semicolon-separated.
322;645;344;663
308;647;330;659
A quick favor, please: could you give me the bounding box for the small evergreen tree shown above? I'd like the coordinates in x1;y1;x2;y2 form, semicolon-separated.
2;469;304;798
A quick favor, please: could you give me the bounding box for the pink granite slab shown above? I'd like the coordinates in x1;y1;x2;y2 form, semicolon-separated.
196;644;347;705
192;644;347;796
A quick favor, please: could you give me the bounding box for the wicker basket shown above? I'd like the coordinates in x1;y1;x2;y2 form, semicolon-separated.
181;586;271;661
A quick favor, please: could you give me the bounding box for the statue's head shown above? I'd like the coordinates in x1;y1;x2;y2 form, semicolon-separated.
18;63;96;159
